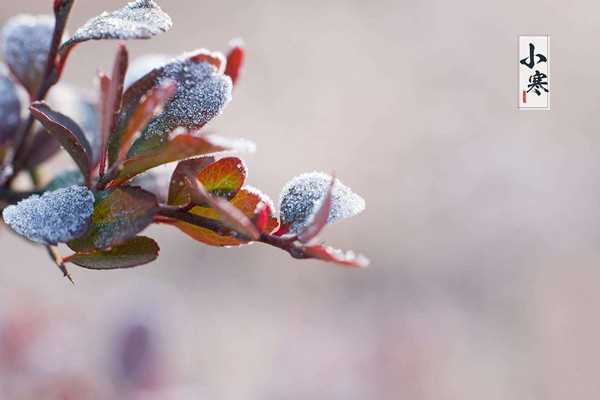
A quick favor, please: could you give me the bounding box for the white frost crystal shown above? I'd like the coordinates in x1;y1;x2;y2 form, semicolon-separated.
0;68;21;143
279;172;365;233
1;14;54;92
63;0;172;47
143;58;232;139
3;185;95;245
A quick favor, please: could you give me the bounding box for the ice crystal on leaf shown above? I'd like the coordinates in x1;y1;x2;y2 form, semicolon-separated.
279;172;365;233
62;0;172;48
2;185;94;245
142;57;232;141
0;14;55;93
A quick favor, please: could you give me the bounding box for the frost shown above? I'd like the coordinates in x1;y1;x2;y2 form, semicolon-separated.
125;53;170;88
208;135;256;154
2;185;94;245
279;172;365;233
0;68;21;143
1;14;55;92
243;185;275;212
62;0;172;48
142;57;232;140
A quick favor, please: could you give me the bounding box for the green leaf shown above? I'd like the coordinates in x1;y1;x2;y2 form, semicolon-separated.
68;186;158;252
67;236;159;269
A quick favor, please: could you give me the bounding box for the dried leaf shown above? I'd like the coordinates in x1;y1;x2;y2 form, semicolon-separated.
60;0;172;51
67;236;159;269
30;102;92;182
68;186;158;252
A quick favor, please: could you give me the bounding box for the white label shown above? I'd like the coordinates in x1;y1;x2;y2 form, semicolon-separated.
519;35;550;110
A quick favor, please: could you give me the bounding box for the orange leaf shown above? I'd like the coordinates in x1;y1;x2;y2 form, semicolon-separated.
172;187;278;246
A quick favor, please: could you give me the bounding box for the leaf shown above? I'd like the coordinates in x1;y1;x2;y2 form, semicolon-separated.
107;49;230;164
99;45;129;176
171;187;278;246
196;157;246;199
1;15;54;95
225;39;244;86
168;156;215;206
60;0;172;51
2;185;94;245
67;236;159;269
68;186;158;252
297;175;334;243
107;131;232;187
117;80;176;163
0;70;21;144
30;102;92;183
23;129;62;169
303;244;370;268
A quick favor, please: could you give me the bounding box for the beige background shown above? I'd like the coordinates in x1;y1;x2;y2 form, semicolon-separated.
1;0;600;398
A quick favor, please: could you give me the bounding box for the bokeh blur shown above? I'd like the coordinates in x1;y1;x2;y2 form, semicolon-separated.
1;0;599;398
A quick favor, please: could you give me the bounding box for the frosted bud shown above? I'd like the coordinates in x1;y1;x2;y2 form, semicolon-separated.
279;172;365;233
125;53;171;88
2;185;94;245
1;14;55;93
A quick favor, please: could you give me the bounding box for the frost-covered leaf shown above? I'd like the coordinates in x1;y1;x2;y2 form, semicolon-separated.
171;186;277;246
30;102;92;183
0;68;21;144
45;169;84;191
297;175;334;243
225;39;244;86
60;0;172;50
124;53;170;88
107;130;232;187
279;172;365;234
2;185;94;245
116;80;176;164
1;14;55;94
67;236;159;269
108;50;231;163
303;244;370;268
68;186;158;252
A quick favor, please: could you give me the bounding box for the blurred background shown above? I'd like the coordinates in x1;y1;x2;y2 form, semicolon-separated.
1;0;600;398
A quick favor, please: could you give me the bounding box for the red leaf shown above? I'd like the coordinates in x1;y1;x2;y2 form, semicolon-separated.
297;174;334;243
99;45;129;175
117;80;176;163
196;157;246;199
303;244;370;268
168;156;216;206
225;40;244;86
30;101;92;185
